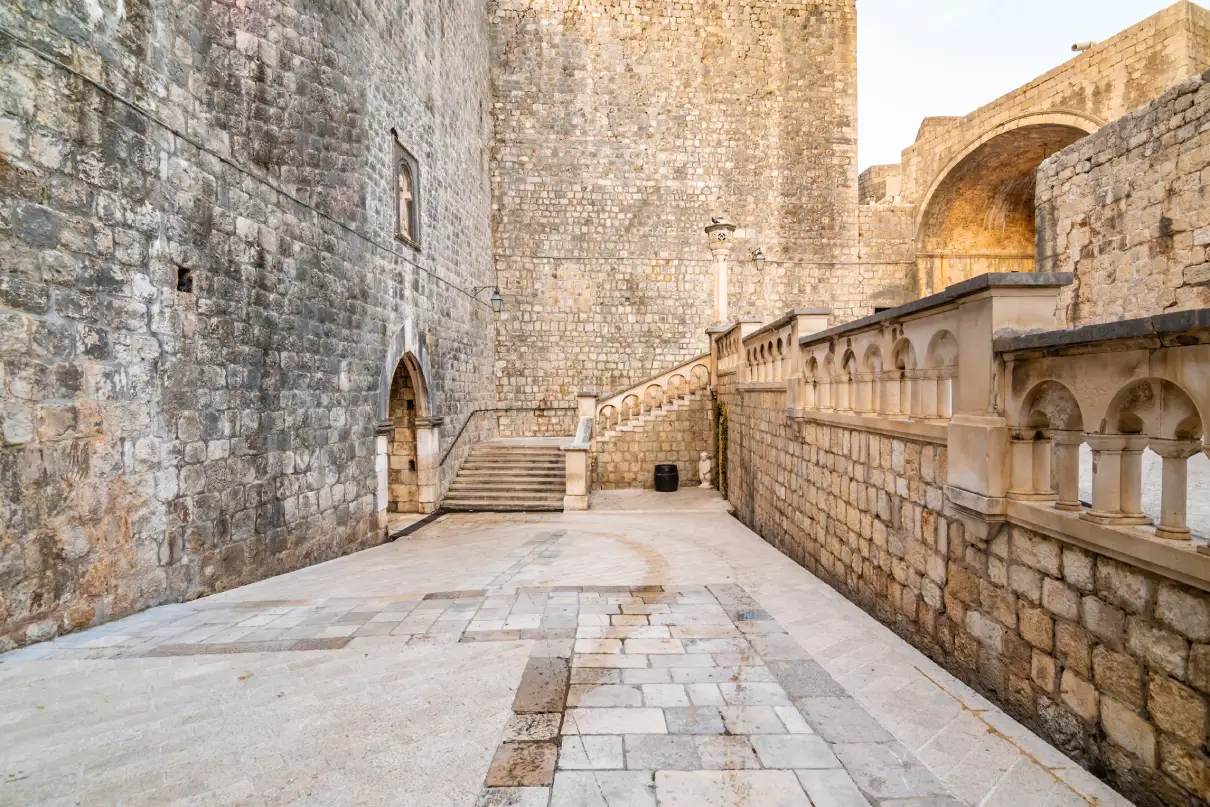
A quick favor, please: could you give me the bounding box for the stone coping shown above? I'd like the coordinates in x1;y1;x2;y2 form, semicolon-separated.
994;307;1210;354
790;409;949;445
596;352;712;405
707;318;762;336
1006;499;1210;593
798;273;1074;348
742;308;832;344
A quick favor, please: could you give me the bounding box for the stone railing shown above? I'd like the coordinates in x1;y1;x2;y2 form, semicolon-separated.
740;309;831;385
595;352;713;434
996;309;1210;551
711;318;761;377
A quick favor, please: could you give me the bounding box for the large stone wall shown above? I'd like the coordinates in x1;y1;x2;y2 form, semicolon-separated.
488;0;910;434
719;389;1210;806
0;0;497;648
1036;69;1210;326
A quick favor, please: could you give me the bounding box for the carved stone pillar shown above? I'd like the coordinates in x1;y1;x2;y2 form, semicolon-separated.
1082;434;1127;525
1051;430;1083;511
1008;430;1036;499
885;370;902;416
1119;435;1152;524
414;416;443;514
374;420;394;537
1032;433;1054;500
1151;438;1204;539
705;218;737;326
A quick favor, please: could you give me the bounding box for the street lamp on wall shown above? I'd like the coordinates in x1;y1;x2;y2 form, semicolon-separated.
472;285;504;313
751;247;766;271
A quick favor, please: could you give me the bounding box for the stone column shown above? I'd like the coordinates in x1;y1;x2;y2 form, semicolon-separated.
374;420;393;537
1118;435;1152;525
885;370;902;416
705;218;737;326
1150;438;1204;539
1082;434;1126;524
1051;430;1084;512
1008;430;1035;499
414;416;443;514
1032;433;1054;500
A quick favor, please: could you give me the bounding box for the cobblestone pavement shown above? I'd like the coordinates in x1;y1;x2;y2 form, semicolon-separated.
1;489;1133;806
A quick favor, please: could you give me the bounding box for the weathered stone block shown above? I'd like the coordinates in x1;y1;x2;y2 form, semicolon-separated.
1101;696;1156;767
1010;529;1061;577
1060;670;1099;722
1092;646;1144;709
1148;675;1206;747
1156;584;1210;643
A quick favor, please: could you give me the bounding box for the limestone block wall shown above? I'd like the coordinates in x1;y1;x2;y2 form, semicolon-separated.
1036;69;1210;326
487;0;909;434
0;0;497;648
593;395;711;490
856;205;916;311
720;386;1210;807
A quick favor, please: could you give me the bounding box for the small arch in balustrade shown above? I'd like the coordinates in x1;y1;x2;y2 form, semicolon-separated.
891;337;917;418
598;404;619;432
923;330;958;419
861;344;884;414
644;384;665;412
691;363;710;390
803;355;820;410
1013;380;1085;510
621;394;641;420
668;374;687;401
1086;378;1205;539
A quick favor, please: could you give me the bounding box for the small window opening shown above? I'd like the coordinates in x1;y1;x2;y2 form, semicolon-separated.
407;399;415;410
874;307;893;314
177;267;194;293
408;459;416;472
392;131;421;247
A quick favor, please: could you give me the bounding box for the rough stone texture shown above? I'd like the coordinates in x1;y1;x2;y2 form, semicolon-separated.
488;0;911;434
0;0;498;649
1036;65;1210;325
719;378;1210;806
594;393;711;490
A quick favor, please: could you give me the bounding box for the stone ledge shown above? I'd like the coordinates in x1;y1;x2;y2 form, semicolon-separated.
994;307;1210;354
1007;499;1210;593
790;409;948;445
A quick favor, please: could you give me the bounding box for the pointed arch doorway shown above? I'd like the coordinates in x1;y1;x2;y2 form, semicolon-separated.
376;346;441;534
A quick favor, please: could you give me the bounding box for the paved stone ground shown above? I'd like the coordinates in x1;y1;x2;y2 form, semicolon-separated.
0;489;1134;806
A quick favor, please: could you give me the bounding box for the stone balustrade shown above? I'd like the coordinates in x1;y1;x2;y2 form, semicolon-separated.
997;309;1210;543
594;352;713;434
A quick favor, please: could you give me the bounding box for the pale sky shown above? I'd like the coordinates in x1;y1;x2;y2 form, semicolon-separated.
857;0;1181;170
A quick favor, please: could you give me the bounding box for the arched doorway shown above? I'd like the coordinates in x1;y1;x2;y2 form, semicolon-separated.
375;333;442;534
915;115;1098;296
387;358;420;513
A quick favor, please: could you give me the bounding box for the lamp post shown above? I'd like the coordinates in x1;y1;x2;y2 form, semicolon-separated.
705;217;737;325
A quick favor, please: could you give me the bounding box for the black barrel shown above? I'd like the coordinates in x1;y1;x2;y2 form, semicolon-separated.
654;463;679;492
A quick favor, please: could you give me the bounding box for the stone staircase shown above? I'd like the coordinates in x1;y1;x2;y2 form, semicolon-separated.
596;388;711;444
443;439;566;512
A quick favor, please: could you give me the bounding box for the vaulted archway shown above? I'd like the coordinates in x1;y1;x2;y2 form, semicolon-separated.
915;115;1098;296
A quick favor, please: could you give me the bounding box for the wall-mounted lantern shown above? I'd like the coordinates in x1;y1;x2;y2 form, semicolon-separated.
751;247;766;271
473;285;504;314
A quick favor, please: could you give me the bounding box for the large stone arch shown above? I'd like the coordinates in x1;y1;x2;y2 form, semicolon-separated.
375;322;442;527
914;112;1101;296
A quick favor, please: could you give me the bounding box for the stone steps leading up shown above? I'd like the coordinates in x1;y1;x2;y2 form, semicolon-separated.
444;440;567;512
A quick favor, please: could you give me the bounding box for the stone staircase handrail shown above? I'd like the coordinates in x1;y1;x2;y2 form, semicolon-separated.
595;352;713;433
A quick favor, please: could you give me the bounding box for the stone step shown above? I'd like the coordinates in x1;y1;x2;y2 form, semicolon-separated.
458;463;564;473
449;481;563;493
443;500;564;512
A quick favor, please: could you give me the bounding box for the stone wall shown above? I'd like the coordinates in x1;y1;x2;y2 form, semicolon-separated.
488;0;910;434
856;205;916;310
1036;69;1210;326
719;370;1210;806
593;394;711;490
0;0;497;648
858;165;902;204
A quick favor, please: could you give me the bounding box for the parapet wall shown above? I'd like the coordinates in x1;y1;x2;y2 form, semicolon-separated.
713;279;1210;806
1036;68;1210;326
